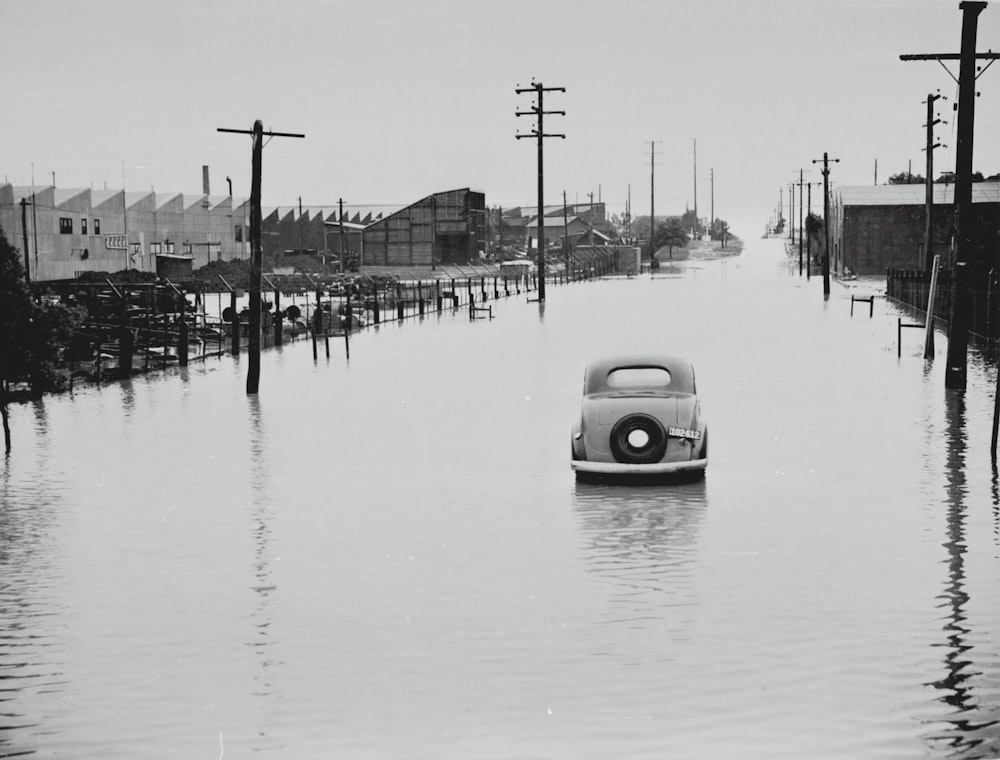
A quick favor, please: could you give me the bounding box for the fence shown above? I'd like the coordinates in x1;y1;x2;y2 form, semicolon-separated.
886;266;1000;345
35;248;622;388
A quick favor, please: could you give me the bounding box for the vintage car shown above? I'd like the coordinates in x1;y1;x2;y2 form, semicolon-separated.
571;355;708;480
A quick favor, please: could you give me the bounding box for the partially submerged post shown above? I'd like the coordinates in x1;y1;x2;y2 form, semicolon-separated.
218;274;238;355
924;255;941;359
217;120;304;394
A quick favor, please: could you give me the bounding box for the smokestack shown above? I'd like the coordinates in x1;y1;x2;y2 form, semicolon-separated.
202;165;210;195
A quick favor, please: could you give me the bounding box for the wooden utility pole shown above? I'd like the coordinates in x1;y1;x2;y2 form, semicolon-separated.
562;190;570;269
692;138;698;237
805;181;821;280
647;141;660;264
924;92;945;271
710;168;715;239
19;198;31;282
789;183;794;240
901;0;998;390
797;169;805;276
339;198;347;270
516;80;566;303
298;196;304;254
812;152;840;298
218;120;304;395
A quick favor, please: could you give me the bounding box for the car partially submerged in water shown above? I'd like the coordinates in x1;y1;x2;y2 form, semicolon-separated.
571;355;708;480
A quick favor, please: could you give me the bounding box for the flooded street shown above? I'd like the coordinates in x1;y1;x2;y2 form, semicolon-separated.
2;237;998;759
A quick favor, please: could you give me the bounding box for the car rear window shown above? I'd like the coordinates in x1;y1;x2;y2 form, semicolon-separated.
606;367;671;389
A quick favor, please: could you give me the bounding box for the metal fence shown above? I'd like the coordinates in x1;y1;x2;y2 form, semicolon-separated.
886;266;1000;344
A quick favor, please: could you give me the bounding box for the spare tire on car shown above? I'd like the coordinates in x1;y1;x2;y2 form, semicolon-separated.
609;413;668;464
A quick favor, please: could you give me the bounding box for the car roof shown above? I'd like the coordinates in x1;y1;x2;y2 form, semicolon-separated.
583;355;696;395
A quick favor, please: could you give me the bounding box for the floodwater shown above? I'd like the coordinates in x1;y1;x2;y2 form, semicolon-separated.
1;239;998;759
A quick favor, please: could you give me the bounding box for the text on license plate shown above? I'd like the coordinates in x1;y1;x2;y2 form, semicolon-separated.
668;427;701;439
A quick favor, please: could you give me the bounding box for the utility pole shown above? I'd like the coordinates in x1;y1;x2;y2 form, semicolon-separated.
901;0;998;390
562;190;570;269
797;169;805;276
626;184;632;242
516;80;566;303
710;168;715;239
19;197;31;283
789;182;794;240
338;198;346;271
811;152;840;298
692;138;698;237
30;192;38;276
218;120;304;395
647;141;661;264
298;196;304;255
805;181;821;280
923;92;946;271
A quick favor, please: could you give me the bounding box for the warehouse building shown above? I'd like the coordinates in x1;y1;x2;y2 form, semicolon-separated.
360;188;486;266
829;182;1000;274
0;182;248;281
0;179;489;280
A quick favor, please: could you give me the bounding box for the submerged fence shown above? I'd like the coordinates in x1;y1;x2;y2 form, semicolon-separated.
34;249;625;388
886;266;1000;345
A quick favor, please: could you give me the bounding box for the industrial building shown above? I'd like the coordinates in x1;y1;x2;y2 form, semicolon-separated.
501;202;615;252
829;182;1000;274
0;182;249;281
0;177;489;281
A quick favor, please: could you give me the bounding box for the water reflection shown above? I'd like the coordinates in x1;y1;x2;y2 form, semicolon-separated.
572;481;707;628
0;401;64;757
246;395;282;716
923;392;999;757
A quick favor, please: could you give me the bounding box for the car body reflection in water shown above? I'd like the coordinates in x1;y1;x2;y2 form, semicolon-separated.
572;480;707;634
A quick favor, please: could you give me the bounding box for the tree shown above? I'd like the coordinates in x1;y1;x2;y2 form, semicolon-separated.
0;226;82;451
888;172;926;185
654;219;689;260
935;171;985;183
680;209;699;236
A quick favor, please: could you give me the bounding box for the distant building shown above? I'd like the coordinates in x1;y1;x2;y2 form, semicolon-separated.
503;202;614;251
0;182;248;281
361;188;486;266
829;182;1000;274
0;178;490;280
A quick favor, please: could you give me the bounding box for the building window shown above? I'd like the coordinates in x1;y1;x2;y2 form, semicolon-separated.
164;241;175;254
150;242;162;255
81;218;88;235
94;219;101;235
59;217;73;234
234;225;243;242
183;242;193;255
208;242;222;260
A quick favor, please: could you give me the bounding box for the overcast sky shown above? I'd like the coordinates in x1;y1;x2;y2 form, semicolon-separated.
2;0;999;237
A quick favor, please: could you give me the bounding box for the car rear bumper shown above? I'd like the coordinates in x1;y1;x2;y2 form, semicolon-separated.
572;457;707;475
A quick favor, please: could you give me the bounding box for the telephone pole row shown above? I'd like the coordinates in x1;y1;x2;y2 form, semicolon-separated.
901;0;999;390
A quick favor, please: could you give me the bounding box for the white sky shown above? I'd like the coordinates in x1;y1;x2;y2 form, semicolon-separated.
2;0;999;237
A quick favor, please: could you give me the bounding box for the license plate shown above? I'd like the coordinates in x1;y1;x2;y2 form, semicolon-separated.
668;427;701;439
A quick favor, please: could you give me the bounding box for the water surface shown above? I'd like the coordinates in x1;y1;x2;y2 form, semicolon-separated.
2;239;998;758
